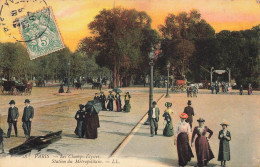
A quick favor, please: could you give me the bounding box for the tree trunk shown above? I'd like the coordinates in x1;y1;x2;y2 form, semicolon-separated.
117;64;120;88
113;64;117;88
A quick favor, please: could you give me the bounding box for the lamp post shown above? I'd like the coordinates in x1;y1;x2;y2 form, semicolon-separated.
144;48;155;125
66;60;71;93
165;62;170;98
210;67;214;87
149;48;155;110
226;67;231;86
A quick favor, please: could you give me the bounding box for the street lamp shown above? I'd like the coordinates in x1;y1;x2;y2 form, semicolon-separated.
149;48;155;110
210;67;214;87
165;62;170;98
66;60;71;93
226;67;231;86
144;47;155;125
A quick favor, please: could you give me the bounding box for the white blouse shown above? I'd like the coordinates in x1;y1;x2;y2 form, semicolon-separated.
175;121;191;137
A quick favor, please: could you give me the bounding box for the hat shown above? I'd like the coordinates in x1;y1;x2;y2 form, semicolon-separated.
152;101;157;105
79;104;85;109
188;100;191;105
220;121;229;126
109;91;112;93
165;102;172;107
100;91;104;93
24;99;30;103
197;118;205;122
179;113;188;119
9;100;15;105
126;92;129;94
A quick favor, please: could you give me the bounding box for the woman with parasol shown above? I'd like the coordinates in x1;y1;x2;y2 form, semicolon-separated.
84;101;101;139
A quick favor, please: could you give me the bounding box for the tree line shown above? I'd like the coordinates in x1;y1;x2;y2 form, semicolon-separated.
0;8;259;88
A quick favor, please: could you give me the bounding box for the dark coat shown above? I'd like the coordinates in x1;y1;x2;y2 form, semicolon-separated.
22;106;34;122
75;109;86;121
148;107;160;122
184;106;194;123
7;107;19;122
94;96;100;101
218;130;231;161
99;94;106;102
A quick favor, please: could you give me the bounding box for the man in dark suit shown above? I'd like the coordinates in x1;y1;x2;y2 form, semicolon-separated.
184;100;194;129
94;93;100;101
148;101;160;137
7;100;19;137
22;99;34;138
99;91;106;110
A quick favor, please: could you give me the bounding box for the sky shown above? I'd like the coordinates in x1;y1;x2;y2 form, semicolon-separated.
0;0;260;51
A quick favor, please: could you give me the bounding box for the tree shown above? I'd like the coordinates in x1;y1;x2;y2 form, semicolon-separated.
79;8;159;88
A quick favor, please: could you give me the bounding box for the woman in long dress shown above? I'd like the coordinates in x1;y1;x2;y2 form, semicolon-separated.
174;113;194;167
84;108;100;139
123;92;131;112
115;93;121;112
191;118;214;167
218;121;231;167
107;91;114;111
162;102;174;137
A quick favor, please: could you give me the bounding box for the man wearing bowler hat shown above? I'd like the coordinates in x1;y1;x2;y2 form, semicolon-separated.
22;99;34;138
184;100;195;129
7;100;19;138
148;101;160;137
99;91;107;110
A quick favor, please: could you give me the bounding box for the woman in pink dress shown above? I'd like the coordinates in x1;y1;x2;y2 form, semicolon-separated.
174;113;194;167
191;118;214;167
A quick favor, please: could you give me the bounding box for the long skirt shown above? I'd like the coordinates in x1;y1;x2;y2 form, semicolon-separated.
195;136;214;166
107;100;113;111
218;140;230;161
163;121;174;137
115;100;121;111
85;114;100;139
177;132;194;166
101;100;106;110
123;100;131;112
75;120;84;138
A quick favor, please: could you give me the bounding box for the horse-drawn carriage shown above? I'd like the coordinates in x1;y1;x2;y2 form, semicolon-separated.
171;80;187;92
1;81;33;95
92;82;102;90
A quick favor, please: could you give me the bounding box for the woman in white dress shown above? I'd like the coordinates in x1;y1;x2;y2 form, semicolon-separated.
174;113;194;167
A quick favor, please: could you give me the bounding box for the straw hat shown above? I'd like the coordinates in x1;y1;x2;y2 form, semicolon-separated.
220;121;229;126
179;113;188;119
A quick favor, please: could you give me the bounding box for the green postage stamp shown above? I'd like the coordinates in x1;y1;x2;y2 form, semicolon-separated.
18;7;65;60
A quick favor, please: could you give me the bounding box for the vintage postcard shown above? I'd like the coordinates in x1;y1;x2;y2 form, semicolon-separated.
0;0;259;167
